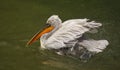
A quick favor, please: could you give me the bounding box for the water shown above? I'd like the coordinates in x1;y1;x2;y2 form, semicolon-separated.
0;0;120;70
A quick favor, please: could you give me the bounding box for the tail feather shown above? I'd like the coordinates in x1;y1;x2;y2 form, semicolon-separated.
79;39;109;53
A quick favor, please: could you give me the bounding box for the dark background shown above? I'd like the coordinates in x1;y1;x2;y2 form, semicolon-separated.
0;0;120;70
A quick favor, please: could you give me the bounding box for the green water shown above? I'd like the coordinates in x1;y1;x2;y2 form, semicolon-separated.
0;0;120;70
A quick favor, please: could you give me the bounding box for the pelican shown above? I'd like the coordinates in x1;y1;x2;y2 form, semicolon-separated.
27;15;109;57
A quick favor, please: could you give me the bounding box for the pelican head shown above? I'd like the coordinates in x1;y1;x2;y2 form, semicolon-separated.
46;15;62;27
26;15;62;46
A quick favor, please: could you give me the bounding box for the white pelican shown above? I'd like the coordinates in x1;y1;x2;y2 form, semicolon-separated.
27;15;109;56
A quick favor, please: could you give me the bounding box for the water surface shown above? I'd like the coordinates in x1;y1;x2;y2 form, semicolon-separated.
0;0;120;70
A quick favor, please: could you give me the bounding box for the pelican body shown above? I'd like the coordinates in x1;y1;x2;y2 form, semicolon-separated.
27;15;109;56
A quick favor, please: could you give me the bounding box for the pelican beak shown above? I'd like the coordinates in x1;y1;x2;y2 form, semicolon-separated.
26;24;54;46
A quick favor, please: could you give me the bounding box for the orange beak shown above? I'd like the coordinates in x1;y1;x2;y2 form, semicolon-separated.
26;25;54;46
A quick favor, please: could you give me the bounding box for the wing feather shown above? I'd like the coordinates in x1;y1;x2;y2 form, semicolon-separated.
45;19;89;49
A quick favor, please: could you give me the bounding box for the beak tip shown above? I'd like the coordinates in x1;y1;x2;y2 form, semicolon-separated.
26;42;30;47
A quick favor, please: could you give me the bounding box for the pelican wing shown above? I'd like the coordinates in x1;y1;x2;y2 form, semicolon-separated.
44;19;90;49
79;39;109;53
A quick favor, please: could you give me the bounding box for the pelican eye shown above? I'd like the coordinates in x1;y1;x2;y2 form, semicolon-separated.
47;20;51;24
50;20;54;23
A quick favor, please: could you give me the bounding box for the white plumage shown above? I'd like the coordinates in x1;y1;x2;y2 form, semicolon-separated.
40;15;108;53
45;19;89;49
79;39;109;53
